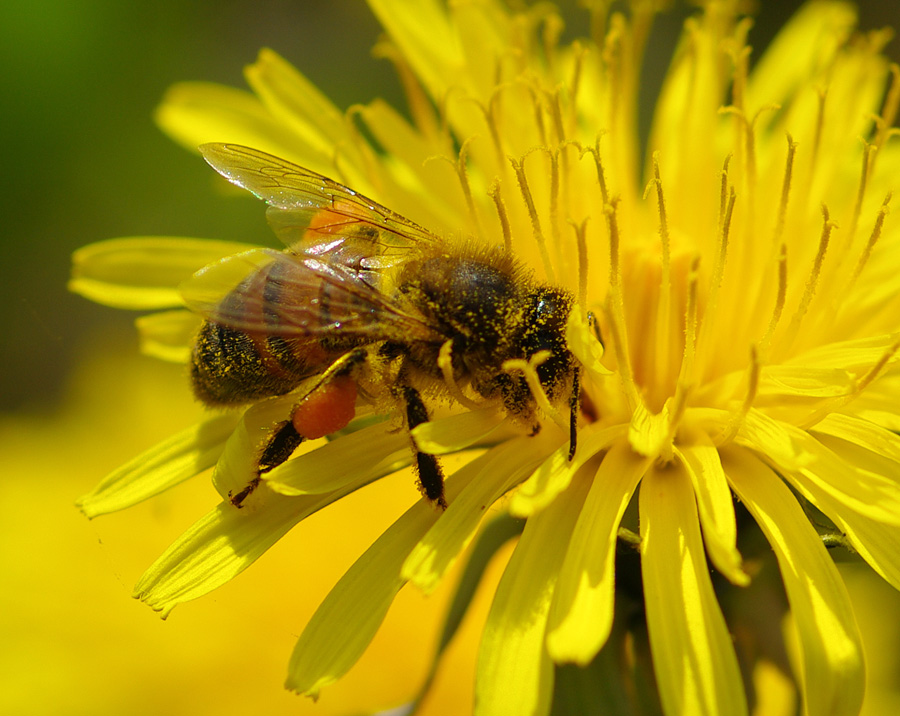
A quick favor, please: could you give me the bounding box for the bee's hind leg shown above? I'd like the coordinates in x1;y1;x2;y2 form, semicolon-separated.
230;348;367;509
401;384;448;510
229;420;304;508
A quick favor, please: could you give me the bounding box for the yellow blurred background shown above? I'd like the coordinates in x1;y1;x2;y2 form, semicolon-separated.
2;1;900;714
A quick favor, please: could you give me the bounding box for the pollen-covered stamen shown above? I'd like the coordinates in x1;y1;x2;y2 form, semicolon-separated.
697;159;736;377
812;86;828;164
569;217;589;309
548;148;561;248
846;142;876;243
782;205;837;352
772;134;798;250
800;337;900;430
501;351;568;432
581;138;610;204
677;254;702;389
437;339;484;411
720;104;779;215
488;179;513;253
847;192;892;289
509;152;555;282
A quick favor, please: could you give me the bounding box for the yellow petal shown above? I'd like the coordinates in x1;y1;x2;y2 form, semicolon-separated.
155;81;308;160
134;486;360;618
70;237;251;309
546;442;648;664
640;465;748;716
285;458;483;697
812;412;900;463
739;411;900;524
724;448;864;716
76;413;240;518
208;392;302;500
265;421;410;496
402;434;550;593
676;433;749;586
746;1;856;114
475;473;589;716
366;0;462;102
410;407;509;455
135;309;199;363
509;422;625;516
245;49;349;154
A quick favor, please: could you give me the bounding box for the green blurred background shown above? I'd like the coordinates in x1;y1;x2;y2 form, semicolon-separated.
2;0;899;414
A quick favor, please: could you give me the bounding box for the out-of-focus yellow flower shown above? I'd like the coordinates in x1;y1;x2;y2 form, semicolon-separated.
0;341;483;715
70;1;900;715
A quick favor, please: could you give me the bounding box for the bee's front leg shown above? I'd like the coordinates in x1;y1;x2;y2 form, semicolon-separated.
401;384;447;510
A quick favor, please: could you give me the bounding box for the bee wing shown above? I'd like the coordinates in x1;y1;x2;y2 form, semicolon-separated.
199;143;443;265
181;248;439;341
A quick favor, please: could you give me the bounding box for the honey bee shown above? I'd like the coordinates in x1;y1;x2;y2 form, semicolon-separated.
185;144;580;508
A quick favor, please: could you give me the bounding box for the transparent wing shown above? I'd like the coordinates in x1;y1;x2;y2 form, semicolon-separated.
199;143;443;266
180;248;439;341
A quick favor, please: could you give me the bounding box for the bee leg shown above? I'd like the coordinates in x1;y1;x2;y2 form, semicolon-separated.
229;420;304;508
568;367;580;461
402;385;447;510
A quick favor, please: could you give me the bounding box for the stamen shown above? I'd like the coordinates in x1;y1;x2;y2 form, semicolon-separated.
719;104;779;208
872;64;900;162
600;199;640;412
698;161;735;371
784;206;836;349
718;154;732;232
438;340;483;410
523;82;548;147
847;141;875;243
488;179;513;254
644;153;673;390
541;11;564;75
717;345;761;445
581;138;610;204
509;153;555;282
344;104;381;189
546;87;567;148
759;242;788;357
773;134;798;250
473;86;514;172
809;87;827;178
568;41;586;124
372;38;439;143
427;137;482;237
678;254;702;386
568;217;589;308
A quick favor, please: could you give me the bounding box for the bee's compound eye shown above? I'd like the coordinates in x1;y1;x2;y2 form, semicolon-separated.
292;375;358;439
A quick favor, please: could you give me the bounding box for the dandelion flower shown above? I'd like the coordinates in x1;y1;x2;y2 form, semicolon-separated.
72;1;900;715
